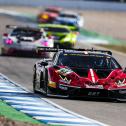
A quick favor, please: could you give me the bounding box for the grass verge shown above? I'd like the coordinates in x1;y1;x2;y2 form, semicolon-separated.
80;28;126;45
0;100;44;125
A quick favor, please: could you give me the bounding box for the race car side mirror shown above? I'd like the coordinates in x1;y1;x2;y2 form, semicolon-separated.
3;33;8;37
123;67;126;73
41;61;48;66
53;65;60;69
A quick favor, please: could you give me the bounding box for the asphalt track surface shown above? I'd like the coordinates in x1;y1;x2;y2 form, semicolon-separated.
0;14;126;126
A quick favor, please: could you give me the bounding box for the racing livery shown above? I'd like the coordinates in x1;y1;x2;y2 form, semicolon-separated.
37;6;62;23
38;24;78;48
2;25;54;56
33;47;126;101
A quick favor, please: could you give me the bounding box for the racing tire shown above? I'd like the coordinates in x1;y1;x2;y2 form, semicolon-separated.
1;47;8;56
40;69;48;95
69;43;75;49
33;68;39;93
1;47;14;56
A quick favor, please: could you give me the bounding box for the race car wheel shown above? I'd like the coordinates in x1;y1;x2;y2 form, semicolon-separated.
33;68;39;93
69;43;74;49
40;69;48;95
1;47;14;56
1;47;8;56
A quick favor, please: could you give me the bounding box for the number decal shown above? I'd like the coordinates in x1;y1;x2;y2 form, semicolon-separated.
88;92;100;96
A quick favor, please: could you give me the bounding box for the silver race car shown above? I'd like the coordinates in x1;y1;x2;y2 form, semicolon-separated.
2;25;54;56
55;11;84;29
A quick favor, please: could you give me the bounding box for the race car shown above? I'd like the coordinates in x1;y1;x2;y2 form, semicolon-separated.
37;6;62;23
33;47;126;101
1;25;54;56
38;24;78;48
53;11;84;31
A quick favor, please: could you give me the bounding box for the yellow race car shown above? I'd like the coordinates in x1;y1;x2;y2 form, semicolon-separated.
39;24;78;48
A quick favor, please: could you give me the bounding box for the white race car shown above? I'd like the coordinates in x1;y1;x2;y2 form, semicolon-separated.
2;25;54;56
55;11;84;28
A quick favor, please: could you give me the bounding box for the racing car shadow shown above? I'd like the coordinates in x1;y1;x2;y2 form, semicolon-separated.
69;97;126;103
0;52;53;59
40;94;126;103
0;54;41;59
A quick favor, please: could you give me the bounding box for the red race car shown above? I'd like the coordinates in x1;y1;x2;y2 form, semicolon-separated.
33;47;126;101
37;6;62;23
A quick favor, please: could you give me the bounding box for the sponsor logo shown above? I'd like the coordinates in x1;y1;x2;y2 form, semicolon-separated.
119;90;126;94
59;84;68;90
59;79;71;84
57;68;73;76
116;79;126;87
86;84;103;89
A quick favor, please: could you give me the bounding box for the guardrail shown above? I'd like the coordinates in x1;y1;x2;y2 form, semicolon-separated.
83;0;126;2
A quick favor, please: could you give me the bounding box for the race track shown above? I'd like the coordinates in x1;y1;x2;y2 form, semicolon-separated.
0;14;126;126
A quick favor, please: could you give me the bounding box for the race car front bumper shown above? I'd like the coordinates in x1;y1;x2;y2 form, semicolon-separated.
49;85;126;101
68;88;126;101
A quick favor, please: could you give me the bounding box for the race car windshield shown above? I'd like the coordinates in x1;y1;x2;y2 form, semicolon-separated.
44;27;69;33
57;54;121;69
56;21;77;26
45;8;60;13
59;14;77;19
11;28;41;39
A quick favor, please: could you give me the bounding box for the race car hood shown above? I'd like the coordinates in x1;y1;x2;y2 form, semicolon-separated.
40;12;58;18
49;66;126;90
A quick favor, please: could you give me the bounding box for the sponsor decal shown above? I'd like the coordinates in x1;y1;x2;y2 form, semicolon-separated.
86;84;103;89
64;52;89;56
59;79;71;84
119;90;126;94
59;84;68;90
116;79;126;87
57;68;73;76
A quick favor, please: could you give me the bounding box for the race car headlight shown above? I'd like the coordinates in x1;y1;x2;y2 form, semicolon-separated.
48;81;56;88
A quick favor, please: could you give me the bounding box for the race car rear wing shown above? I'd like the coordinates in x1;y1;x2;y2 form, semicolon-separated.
36;47;112;55
6;25;39;30
6;25;18;29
